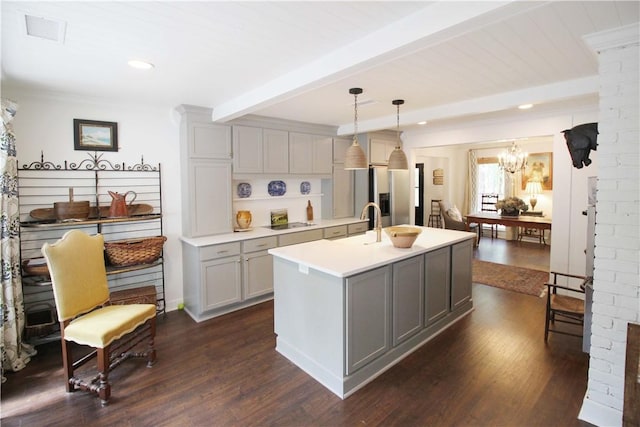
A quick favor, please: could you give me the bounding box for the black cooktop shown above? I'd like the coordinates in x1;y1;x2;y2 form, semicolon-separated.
266;222;312;230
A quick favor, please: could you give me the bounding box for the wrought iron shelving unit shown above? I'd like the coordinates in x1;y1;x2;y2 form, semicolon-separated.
18;152;165;345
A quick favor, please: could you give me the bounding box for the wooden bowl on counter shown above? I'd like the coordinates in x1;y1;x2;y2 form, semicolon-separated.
384;226;423;248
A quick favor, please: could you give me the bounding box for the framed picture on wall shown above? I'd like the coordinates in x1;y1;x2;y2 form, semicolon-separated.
522;152;553;190
73;119;118;152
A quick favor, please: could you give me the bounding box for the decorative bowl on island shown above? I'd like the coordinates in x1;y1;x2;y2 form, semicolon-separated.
384;226;422;248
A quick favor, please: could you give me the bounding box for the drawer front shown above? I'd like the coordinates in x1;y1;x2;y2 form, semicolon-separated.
242;236;278;253
278;229;324;247
199;242;241;261
348;222;368;235
323;225;347;239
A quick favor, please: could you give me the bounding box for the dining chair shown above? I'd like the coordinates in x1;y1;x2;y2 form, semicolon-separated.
42;230;157;405
544;271;591;342
480;193;499;238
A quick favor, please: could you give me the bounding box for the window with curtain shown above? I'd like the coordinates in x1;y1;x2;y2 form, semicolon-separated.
476;156;504;207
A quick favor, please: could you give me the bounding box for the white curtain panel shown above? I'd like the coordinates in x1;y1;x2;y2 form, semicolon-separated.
466;150;478;214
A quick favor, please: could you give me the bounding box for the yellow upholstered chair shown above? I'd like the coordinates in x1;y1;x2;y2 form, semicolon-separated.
42;230;157;405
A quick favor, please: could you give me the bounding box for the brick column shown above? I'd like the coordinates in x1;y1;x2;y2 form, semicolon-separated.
580;24;639;427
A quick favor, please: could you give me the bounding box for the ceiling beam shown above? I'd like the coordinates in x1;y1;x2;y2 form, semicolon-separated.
337;76;600;135
211;0;524;123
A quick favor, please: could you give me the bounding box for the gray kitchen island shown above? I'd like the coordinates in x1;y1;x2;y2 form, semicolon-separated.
269;226;475;398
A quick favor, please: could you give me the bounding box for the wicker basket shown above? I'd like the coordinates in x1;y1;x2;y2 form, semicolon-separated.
25;303;57;339
104;236;167;267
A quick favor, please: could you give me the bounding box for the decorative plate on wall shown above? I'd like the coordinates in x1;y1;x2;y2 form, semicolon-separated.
237;182;252;198
300;181;311;195
268;180;286;196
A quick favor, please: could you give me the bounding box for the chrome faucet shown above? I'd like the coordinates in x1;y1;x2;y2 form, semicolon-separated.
360;202;383;242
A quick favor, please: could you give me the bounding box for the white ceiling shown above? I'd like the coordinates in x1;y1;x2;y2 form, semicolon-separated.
1;1;638;134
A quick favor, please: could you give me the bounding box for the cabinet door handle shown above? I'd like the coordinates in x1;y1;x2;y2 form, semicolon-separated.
217;250;228;254
256;243;267;247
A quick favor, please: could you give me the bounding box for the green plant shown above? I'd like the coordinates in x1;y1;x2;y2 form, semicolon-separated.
495;196;528;213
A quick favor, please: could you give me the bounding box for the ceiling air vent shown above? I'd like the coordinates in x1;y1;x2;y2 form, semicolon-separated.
24;14;66;44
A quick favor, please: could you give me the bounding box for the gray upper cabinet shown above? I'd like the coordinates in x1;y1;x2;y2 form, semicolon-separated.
262;129;289;174
331;137;355;219
232;125;263;173
178;105;233;237
369;137;396;165
233;126;289;174
289;132;332;174
190;122;232;160
333;137;352;163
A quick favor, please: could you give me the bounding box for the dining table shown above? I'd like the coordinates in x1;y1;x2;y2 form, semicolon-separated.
465;211;552;244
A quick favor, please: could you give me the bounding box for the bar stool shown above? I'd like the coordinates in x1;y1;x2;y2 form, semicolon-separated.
427;199;442;228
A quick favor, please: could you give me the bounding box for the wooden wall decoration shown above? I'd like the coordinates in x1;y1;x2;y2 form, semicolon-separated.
433;168;443;185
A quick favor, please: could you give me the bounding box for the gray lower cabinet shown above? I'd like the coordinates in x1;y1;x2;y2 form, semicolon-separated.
183;237;277;321
323;225;347;240
345;266;391;375
344;238;473;375
278;228;324;247
242;236;278;299
451;239;473;310
424;246;450;326
183;222;383;322
203;255;242;310
347;222;368;236
392;255;424;346
192;242;243;312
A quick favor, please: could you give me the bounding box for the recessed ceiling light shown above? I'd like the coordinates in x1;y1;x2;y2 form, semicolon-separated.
417;121;427;125
518;103;533;110
128;60;155;70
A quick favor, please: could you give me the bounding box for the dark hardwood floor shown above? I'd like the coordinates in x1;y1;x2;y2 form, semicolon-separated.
2;238;591;426
474;235;551;271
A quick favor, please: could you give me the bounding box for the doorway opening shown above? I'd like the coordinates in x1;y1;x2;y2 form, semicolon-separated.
414;163;424;226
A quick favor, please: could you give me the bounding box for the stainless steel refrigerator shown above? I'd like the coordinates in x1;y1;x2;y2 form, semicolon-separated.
367;166;410;228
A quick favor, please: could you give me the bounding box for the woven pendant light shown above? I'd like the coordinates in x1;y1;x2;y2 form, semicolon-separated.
344;88;367;170
388;99;408;170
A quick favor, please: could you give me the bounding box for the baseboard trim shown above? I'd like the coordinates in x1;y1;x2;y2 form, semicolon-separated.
579;394;622;427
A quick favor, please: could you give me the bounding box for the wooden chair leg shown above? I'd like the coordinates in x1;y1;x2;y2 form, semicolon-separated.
60;338;75;392
97;346;111;406
147;317;157;367
545;298;551;342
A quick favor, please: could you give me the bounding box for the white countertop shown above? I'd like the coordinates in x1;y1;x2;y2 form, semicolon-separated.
180;217;367;247
268;226;475;278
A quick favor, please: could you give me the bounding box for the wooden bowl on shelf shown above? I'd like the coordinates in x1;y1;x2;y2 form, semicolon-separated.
22;258;50;277
53;201;90;221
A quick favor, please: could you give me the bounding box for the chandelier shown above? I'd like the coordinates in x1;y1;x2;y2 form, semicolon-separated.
387;99;408;170
498;141;528;174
